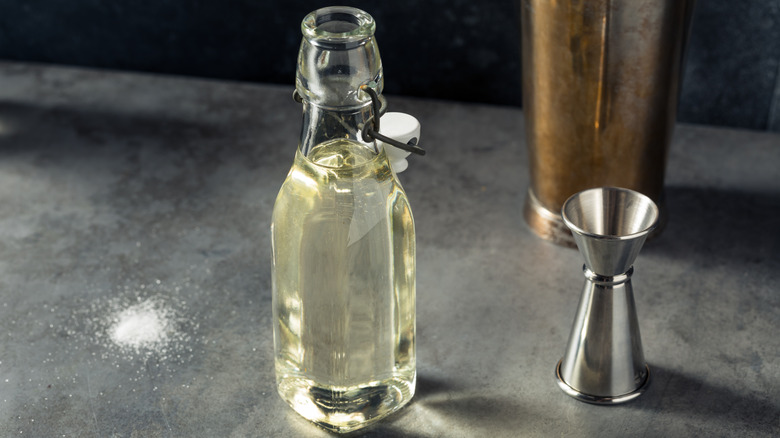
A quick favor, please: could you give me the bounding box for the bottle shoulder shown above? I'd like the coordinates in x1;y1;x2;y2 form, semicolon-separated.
275;140;408;202
290;140;400;183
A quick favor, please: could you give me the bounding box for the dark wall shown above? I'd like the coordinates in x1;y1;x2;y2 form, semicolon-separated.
1;0;779;132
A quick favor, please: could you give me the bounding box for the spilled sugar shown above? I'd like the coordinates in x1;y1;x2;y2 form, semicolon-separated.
11;274;215;436
62;279;204;368
108;299;172;353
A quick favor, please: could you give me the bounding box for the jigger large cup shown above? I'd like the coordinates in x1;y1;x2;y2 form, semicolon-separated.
556;187;659;404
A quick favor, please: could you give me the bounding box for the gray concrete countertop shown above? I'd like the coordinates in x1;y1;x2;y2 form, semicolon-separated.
0;62;778;437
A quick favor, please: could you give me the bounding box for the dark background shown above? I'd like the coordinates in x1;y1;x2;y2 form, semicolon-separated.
1;0;779;132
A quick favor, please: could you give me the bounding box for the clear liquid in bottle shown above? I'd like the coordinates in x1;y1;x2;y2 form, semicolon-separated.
272;138;416;433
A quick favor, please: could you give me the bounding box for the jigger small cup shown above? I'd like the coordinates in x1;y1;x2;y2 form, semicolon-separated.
556;187;659;404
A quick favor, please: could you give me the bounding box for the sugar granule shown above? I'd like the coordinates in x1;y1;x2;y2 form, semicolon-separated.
109;300;171;352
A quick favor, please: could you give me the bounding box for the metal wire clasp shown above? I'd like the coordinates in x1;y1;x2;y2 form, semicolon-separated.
359;85;426;156
292;86;426;156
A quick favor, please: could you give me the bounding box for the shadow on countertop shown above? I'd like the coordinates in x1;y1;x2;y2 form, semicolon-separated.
647;185;780;269
377;374;557;437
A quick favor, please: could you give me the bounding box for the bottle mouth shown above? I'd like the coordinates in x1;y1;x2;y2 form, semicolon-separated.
302;6;375;49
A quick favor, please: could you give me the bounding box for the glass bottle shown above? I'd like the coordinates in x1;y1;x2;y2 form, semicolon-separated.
271;6;416;433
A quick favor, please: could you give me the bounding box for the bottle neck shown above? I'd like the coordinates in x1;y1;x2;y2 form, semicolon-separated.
295;7;384;158
299;100;377;157
296;7;383;108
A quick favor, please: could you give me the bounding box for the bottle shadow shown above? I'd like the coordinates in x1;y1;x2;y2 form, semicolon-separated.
349;374;553;437
349;366;780;437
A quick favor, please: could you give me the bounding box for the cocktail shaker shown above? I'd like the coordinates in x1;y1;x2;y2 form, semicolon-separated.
520;0;695;246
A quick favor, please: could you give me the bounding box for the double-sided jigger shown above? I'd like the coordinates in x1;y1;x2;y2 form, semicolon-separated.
556;187;659;404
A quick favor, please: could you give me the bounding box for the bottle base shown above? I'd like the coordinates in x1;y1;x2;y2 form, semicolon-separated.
277;374;415;433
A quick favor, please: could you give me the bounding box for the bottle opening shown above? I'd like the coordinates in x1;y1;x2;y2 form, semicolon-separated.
302;6;375;48
316;12;360;33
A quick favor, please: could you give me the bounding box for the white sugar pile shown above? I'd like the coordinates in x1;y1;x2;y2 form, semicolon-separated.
108;299;171;353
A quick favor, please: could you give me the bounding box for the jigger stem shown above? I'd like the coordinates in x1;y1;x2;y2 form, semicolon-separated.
556;265;649;404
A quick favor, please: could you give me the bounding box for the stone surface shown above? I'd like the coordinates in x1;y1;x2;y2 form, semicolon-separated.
0;62;778;437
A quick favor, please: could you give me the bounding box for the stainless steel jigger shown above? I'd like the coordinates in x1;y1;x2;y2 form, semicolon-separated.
556;187;659;404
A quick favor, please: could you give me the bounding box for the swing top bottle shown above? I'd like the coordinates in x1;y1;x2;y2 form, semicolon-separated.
271;6;416;433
